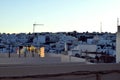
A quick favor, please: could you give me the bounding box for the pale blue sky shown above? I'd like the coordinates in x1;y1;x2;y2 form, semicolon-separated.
0;0;120;33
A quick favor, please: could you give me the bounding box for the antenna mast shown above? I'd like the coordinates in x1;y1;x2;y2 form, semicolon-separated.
117;18;119;26
100;22;102;33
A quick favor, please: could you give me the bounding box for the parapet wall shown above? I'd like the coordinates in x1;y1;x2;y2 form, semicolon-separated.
0;53;87;64
0;53;61;64
0;53;40;58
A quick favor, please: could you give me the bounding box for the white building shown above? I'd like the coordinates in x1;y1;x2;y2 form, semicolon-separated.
33;35;46;46
68;44;97;57
38;35;46;43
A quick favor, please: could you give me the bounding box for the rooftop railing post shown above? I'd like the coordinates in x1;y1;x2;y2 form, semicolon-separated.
96;73;101;80
18;47;21;58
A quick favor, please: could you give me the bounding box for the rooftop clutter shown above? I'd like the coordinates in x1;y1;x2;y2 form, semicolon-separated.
0;32;116;58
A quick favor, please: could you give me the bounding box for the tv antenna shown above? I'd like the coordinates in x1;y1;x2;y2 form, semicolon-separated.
33;23;44;33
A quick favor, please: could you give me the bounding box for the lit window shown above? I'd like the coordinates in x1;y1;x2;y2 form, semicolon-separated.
40;47;45;57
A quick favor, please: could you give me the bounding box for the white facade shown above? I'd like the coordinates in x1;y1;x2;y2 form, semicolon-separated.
68;44;97;56
116;26;120;63
38;35;46;43
74;44;97;52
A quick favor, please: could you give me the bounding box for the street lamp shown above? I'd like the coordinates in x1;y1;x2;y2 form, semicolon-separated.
33;23;44;33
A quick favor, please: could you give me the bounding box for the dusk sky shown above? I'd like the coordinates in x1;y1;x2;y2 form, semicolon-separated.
0;0;120;33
